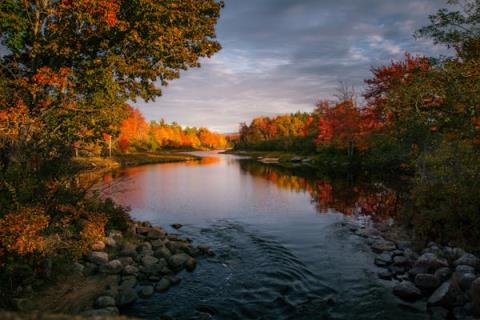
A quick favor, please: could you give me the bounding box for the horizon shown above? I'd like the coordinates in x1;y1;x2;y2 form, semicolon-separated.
137;0;449;133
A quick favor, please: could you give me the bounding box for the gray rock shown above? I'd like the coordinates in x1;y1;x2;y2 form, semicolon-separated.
171;223;183;230
84;262;98;276
13;299;36;312
95;296;116;308
371;240;397;253
444;247;465;262
139;286;155;298
428;280;463;307
120;276;138;289
415;273;440;291
454;272;476;291
101;260;123;274
471;277;480;317
123;265;139;276
141;258;168;275
151;239;164;248
155;278;171;292
169;253;191;271
116;288;138;307
136;226;151;236
375;253;393;267
88;251;109;265
378;270;393;280
167;275;182;286
454;253;480;269
142;255;159;268
456;265;475;275
154;246;172;260
137;242;153;253
393;281;422;302
434;267;452;283
105;237;117;248
72;262;85;274
393;255;409;266
414;253;448;272
147;228;166;240
198;245;210;255
118;257;135;266
119;243;138;258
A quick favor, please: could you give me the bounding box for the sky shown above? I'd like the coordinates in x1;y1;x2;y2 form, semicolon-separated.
137;0;450;133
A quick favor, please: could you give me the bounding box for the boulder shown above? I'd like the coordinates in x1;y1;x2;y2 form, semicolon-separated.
120;276;138;290
105;237;117;248
139;286;155;298
413;253;448;272
136;226;151;236
116;288;138;307
95;296;116;309
171;223;183;230
185;257;197;272
169;253;191;271
155;246;172;260
197;245;210;255
371;240;396;253
378;270;393;280
142;255;159;268
393;281;422;302
88;251;109;265
453;271;476;291
374;253;393;267
434;267;452;283
82;307;119;317
151;239;165;248
101;260;123;274
393;255;409;266
471;277;480;317
13;299;36;312
147;228;166;240
72;262;85;275
456;265;475;275
428;280;463;308
123;265;139;276
155;278;171;292
415;273;440;292
454;253;480;269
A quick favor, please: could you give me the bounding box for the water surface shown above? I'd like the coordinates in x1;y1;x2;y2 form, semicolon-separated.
95;151;426;320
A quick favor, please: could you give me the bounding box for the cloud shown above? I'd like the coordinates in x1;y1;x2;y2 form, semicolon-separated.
138;0;451;133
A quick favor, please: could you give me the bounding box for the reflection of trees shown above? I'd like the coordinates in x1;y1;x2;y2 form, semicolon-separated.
239;161;401;220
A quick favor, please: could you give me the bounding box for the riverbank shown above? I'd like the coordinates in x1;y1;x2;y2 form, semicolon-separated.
342;217;480;318
222;150;315;168
7;220;213;318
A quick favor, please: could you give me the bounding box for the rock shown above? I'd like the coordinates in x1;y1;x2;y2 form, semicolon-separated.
428;280;463;307
415;273;440;292
89;251;109;265
147;228;166;240
393;281;422;302
137;242;153;253
171;223;183;230
120;276;138;289
119;243;138;258
444;247;465;262
116;288;138;307
393;255;409;266
454;253;480;269
374;253;393;267
167;275;182;286
378;270;393;280
84;262;98;276
155;246;172;260
139;286;155;298
13;299;36;312
118;257;135;266
167;241;193;255
454;271;476;291
185;257;197;272
142;255;159;268
456;265;475;274
108;230;123;239
155;278;171;292
434;267;452;283
40;258;52;279
197;245;210;254
371;239;396;253
408;266;429;278
136;226;151;236
105;237;117;248
123;265;139;276
92;241;106;251
151;239;165;248
101;260;123;274
169;253;191;271
389;265;406;276
141;259;168;275
471;277;480;317
413;253;448;272
72;262;85;275
95;296;116;308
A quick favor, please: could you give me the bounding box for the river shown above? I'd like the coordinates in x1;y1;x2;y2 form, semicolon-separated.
94;151;427;320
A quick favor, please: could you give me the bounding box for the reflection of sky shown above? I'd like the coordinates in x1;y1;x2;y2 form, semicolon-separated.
138;0;450;132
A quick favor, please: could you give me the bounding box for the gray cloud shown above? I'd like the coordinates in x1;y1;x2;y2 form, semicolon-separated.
138;0;450;132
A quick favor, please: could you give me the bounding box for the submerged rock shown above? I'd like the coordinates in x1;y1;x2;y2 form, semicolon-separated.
393;281;422;302
155;278;171;292
139;286;155;298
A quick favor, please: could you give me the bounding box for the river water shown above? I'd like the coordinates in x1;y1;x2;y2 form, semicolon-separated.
94;151;428;320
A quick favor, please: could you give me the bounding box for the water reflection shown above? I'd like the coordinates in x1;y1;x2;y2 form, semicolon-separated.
239;160;404;221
